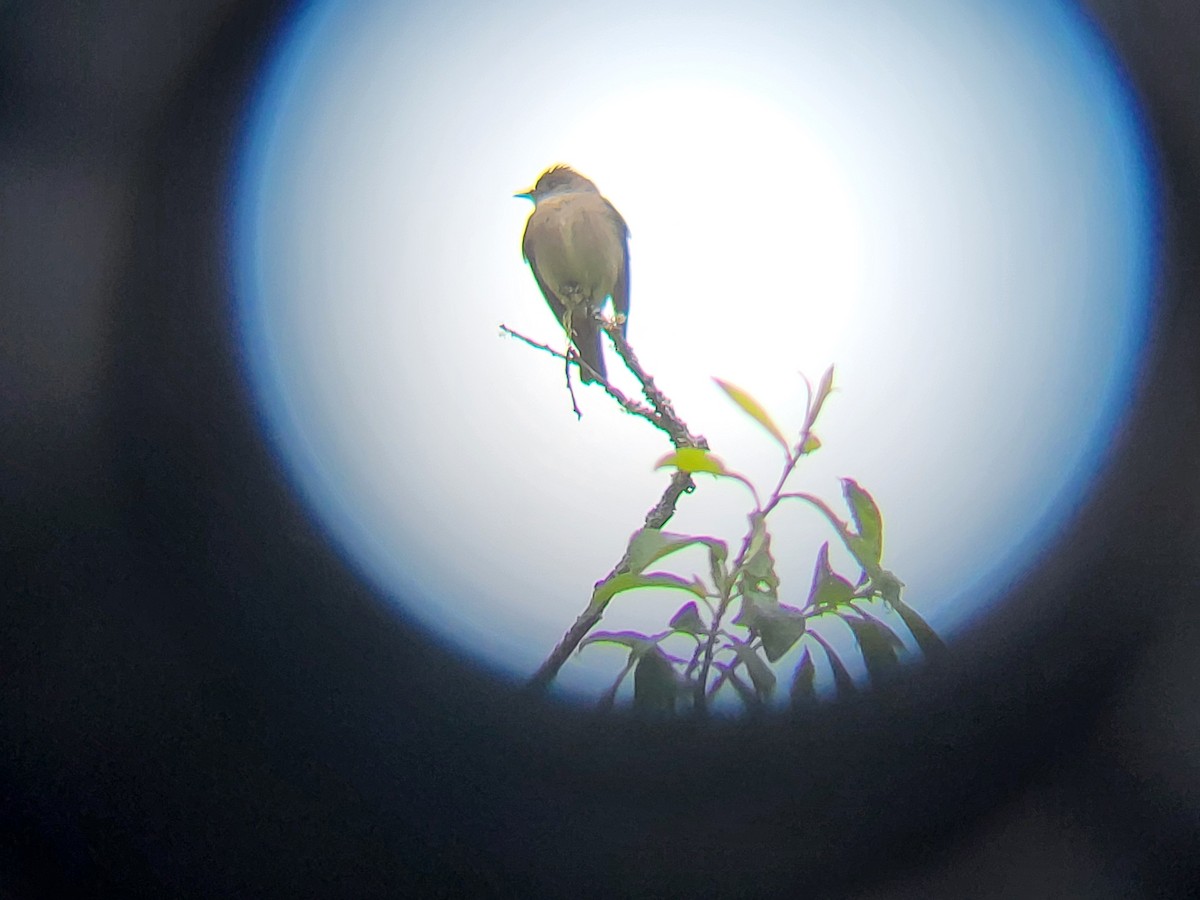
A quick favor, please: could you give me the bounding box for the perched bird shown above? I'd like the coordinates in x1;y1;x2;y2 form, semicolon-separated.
516;165;630;383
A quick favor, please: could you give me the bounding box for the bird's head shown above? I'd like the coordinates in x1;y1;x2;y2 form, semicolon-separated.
514;165;598;204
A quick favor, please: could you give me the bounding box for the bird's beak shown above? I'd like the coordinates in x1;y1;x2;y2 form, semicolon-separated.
514;188;533;201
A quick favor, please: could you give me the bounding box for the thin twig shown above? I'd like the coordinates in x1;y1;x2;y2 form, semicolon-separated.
500;324;664;430
563;352;581;419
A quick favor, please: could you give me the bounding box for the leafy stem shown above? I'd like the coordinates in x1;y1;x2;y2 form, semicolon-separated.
508;316;941;713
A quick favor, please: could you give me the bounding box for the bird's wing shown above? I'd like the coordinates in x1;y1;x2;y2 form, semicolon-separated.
606;199;630;334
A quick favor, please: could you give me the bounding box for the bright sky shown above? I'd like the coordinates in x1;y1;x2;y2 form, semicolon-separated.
234;0;1157;701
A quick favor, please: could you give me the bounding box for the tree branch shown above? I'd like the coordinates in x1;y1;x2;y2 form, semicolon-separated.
500;324;667;432
525;468;696;692
507;317;711;693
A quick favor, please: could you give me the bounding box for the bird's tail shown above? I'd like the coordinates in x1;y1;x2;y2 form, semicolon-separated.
573;318;605;384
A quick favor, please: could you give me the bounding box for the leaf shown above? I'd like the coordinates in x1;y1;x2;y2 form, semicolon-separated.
790;647;817;709
727;641;777;699
713;378;791;456
807;365;835;428
739;515;779;603
598;658;636;711
634;646;678;714
655;448;758;501
871;568;905;607
716;663;760;707
842;613;904;686
655;447;730;476
625;528;728;576
732;519;783;631
669;601;707;636
893;600;946;660
806;543;855;611
578;630;661;654
799;433;822;455
753;606;807;663
742;512;770;569
841;479;883;571
732;522;803;662
709;540;731;597
787;493;851;548
592;571;708;607
815;637;857;699
624;528;678;574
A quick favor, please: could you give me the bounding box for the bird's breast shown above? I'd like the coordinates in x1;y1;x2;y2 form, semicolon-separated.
527;194;624;305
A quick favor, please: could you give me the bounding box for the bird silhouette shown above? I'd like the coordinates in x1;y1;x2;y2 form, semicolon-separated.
516;165;630;383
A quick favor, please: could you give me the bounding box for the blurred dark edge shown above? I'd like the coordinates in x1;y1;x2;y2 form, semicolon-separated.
1;1;1198;897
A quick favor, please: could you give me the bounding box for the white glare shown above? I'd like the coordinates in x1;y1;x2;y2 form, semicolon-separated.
557;82;862;386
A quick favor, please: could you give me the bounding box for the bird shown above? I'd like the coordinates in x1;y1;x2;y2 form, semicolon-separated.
516;165;630;384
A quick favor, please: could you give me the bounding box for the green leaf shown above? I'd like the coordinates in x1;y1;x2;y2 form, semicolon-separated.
592;571;708;607
815;637;857;698
739;515;779;603
732;590;769;629
893;600;946;660
727;640;777;699
669;601;707;636
655;447;730;476
598;658;637;711
742;512;770;569
732;522;803;662
634;646;678;714
655;449;758;502
578;630;661;654
753;606;807;663
717;663;760;707
799;433;822;455
733;519;785;637
842;613;904;686
709;540;731;597
625;528;728;576
713;377;791;456
871;568;905;607
841;479;883;570
806;543;855;611
790;647;817;709
787;493;851;546
624;528;677;574
807;365;835;428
